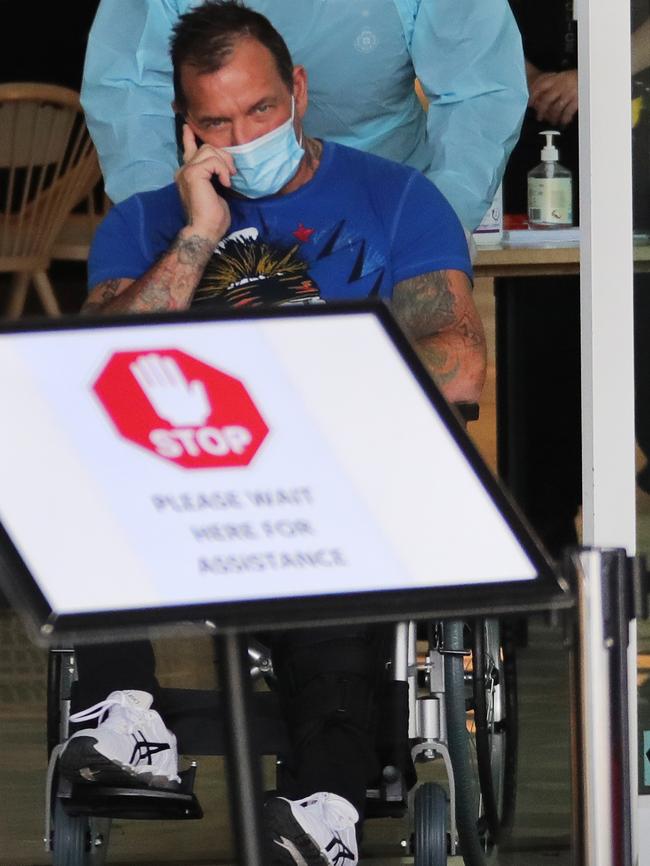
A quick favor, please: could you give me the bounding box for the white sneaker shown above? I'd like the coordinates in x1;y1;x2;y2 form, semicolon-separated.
59;690;180;788
264;792;359;866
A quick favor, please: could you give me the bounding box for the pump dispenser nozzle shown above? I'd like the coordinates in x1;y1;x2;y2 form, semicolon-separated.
540;130;560;162
528;129;573;227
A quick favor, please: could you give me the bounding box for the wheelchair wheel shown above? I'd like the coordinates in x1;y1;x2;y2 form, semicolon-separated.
443;618;517;865
412;782;448;866
51;797;111;866
47;650;112;865
472;618;518;840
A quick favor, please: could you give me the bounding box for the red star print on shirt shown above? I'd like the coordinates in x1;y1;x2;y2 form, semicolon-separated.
292;223;315;242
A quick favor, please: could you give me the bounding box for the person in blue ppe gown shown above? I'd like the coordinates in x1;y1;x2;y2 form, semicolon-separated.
497;0;650;559
495;0;582;560
80;0;528;230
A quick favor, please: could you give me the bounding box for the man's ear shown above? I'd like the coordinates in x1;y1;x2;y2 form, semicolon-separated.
292;65;308;119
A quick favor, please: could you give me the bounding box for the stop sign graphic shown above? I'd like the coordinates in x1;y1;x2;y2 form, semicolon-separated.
93;349;269;469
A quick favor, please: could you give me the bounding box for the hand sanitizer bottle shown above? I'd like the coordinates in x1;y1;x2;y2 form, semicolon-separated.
527;130;573;228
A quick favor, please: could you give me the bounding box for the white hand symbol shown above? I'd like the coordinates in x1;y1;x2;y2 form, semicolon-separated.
130;354;211;426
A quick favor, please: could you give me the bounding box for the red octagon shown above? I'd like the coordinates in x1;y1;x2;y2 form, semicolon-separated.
93;348;269;469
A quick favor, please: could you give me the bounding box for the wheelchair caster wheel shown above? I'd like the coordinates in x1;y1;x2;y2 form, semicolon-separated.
51;798;111;866
412;782;448;866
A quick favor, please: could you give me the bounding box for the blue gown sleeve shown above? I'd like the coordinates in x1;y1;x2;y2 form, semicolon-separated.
410;0;528;230
81;0;183;203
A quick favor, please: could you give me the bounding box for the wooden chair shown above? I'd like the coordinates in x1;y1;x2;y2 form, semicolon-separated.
51;187;110;263
0;83;101;317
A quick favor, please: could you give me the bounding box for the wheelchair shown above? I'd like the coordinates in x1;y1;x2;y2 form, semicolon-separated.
44;616;519;866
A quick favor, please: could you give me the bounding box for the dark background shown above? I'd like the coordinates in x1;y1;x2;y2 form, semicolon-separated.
0;3;99;90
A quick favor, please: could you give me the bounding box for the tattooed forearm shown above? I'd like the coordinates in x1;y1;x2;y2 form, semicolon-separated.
82;278;178;315
169;233;216;267
82;228;217;315
121;248;208;314
391;270;456;339
81;279;122;314
121;281;184;314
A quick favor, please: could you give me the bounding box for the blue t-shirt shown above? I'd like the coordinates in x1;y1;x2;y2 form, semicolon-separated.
89;142;471;308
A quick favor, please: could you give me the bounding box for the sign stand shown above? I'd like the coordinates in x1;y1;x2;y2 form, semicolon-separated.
219;631;265;866
0;303;573;862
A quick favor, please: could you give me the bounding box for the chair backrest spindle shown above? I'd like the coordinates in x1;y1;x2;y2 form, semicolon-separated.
0;82;101;300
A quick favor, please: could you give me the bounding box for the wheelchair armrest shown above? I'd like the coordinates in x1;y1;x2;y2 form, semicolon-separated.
453;402;480;423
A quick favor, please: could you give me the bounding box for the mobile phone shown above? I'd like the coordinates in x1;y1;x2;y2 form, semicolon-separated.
174;113;204;164
174;113;185;160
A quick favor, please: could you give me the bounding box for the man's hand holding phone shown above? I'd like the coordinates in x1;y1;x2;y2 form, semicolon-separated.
175;122;233;245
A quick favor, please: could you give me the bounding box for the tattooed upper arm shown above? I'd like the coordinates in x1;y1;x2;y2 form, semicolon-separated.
391;269;487;402
392;270;471;339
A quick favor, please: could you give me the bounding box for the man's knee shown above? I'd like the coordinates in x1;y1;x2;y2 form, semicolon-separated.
272;634;385;738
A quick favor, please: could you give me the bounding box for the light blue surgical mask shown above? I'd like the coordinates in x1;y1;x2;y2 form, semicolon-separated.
224;97;304;198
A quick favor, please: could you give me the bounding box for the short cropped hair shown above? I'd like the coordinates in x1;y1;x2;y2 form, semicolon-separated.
171;0;295;113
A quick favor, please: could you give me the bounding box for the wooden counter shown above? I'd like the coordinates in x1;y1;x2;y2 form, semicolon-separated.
474;238;650;278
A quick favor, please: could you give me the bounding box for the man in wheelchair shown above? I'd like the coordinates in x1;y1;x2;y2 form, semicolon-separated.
59;2;486;862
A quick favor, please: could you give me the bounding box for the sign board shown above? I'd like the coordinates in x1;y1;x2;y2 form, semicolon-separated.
0;303;568;641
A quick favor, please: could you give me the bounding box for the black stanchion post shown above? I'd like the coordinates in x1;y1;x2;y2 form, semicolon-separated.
218;630;265;866
603;550;633;866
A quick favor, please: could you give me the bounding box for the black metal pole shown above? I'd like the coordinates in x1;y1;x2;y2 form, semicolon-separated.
604;550;633;866
218;630;265;866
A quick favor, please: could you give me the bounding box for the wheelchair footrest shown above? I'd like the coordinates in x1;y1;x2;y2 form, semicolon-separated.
58;766;203;821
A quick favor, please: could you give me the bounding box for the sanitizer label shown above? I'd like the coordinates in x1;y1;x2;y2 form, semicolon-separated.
528;178;573;225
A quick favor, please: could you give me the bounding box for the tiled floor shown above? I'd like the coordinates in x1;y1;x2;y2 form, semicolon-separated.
0;609;574;865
